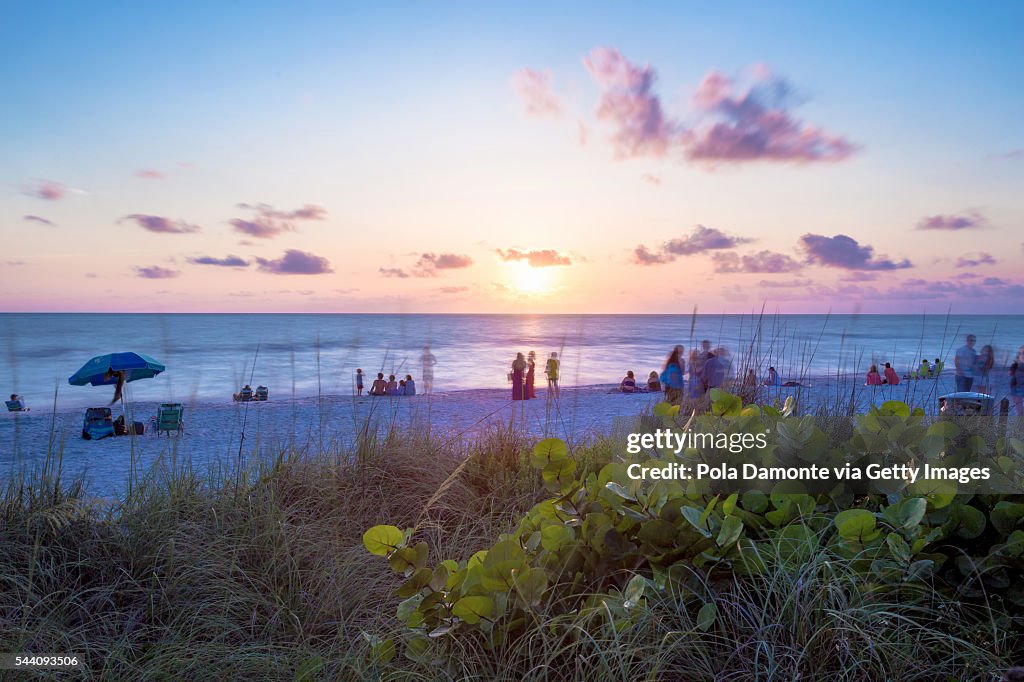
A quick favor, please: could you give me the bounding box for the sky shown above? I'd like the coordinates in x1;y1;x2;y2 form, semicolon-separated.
1;1;1022;314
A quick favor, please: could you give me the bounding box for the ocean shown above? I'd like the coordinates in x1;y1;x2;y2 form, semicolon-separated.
2;313;1023;410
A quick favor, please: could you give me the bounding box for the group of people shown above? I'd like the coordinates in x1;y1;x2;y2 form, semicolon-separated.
864;362;907;386
655;341;734;404
357;370;417;397
510;351;560;400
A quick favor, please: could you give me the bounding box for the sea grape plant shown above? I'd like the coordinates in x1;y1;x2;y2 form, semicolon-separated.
364;391;1024;662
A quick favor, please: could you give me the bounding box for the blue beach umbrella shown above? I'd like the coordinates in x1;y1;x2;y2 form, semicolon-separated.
68;352;166;386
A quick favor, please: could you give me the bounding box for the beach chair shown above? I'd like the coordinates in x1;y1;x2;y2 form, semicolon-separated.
5;397;26;412
156;403;184;436
82;407;114;440
254;385;269;401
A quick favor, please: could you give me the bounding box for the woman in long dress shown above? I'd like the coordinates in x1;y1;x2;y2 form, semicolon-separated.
525;351;537;399
512;352;527;400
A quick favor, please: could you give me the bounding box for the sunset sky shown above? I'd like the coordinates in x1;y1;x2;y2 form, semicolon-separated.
2;2;1022;313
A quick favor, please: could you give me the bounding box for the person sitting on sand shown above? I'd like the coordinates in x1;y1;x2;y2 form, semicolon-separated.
647;371;661;392
916;358;932;379
865;365;883;386
6;393;27;412
932;358;944;377
369;373;387;396
397;379;407;396
356;368;364;396
386;374;398;395
883;362;899;385
234;384;253;401
404;374;416;396
620;371;637;393
764;367;780;386
743;369;756;387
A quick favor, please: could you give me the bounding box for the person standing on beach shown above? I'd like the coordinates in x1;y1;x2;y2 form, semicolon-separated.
511;353;528;400
954;334;977;392
355;368;364;396
1010;347;1024;416
105;369;126;404
975;344;995;394
420;345;437;394
545;352;560;399
660;345;685;404
689;340;712;397
526;351;537;399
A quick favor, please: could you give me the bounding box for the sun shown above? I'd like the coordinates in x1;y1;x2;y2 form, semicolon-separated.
510;262;553;294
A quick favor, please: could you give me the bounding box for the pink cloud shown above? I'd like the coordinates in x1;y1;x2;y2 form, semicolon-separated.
711;250;802;273
121;214;201;234
417;253;474;271
799;234;911;270
135;169;165;179
497;248;572;267
135;266;180;279
583;47;680;159
231;203;327;239
916;211;986;231
512;69;562;117
684;68;856;164
255;249;333;275
634;225;751;265
955;252;996;268
22;179;68;200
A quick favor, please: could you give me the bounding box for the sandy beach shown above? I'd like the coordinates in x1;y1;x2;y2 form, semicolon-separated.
3;370;1013;500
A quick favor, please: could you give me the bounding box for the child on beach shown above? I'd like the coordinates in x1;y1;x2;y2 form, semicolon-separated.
865;365;883;386
356;368;364;396
404;375;416;396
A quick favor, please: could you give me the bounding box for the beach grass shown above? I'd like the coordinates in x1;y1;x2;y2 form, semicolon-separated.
1;411;1020;681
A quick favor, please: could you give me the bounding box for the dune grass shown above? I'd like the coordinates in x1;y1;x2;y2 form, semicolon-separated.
1;414;1020;681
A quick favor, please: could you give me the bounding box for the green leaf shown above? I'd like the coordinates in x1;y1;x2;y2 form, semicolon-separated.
681;505;712;538
716;515;744;547
880;400;910;418
908;478;957;510
709;389;742;417
696;602;717;632
741;490;769;514
396;594;424;624
514;568;548;607
722;493;739;516
953;504;987;540
540;522;573;548
363;525;405;557
882;497;927;531
653;402;680;417
886;533;911;563
542;458;577;492
396;567;434;598
623;574;646;608
605;481;637;502
532;438;568;468
452;595;495;624
834;509;878;541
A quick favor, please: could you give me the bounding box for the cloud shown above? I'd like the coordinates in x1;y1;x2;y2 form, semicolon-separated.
121;214;201;234
756;278;812;288
799;233;912;270
531;50;855;166
379;267;410;278
135;266;180;279
916;211;986;231
582;47;680;159
711;250;802;273
634;225;751;265
416;253;474;271
641;173;662;186
632;245;671;265
955;252;996;268
23;215;56;227
512;69;562;117
995;148;1024;160
255;249;333;275
841;271;879;282
22;179;68;200
497;248;573;267
684;66;856;164
439;286;469;294
231;202;327;239
189;255;249;267
135;169;165;179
